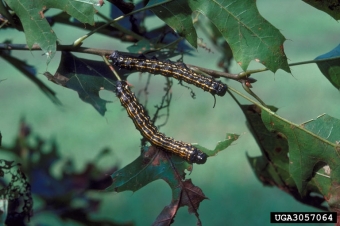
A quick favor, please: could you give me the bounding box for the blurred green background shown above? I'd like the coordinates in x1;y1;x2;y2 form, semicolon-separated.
1;0;340;225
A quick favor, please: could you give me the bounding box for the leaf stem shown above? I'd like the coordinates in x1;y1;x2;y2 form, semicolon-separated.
102;55;121;81
241;82;267;107
0;19;8;28
239;56;340;77
185;63;241;80
228;86;336;147
73;0;173;46
228;86;259;106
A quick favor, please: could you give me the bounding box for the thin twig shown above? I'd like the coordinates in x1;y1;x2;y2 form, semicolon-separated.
74;0;173;46
239;56;340;77
0;43;248;82
102;55;121;80
0;43;112;56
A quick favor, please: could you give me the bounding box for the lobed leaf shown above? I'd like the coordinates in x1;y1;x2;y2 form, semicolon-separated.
106;146;206;224
107;134;238;193
3;0;96;62
44;52;117;115
261;109;340;211
106;133;237;224
244;105;327;210
315;44;340;89
106;146;207;225
148;0;290;73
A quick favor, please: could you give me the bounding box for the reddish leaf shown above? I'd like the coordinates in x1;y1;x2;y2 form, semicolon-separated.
153;179;207;226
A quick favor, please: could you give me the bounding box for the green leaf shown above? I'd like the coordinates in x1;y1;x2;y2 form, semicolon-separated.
315;44;340;90
4;0;96;62
261;109;340;202
243;105;327;210
195;133;239;157
44;52;117;115
303;0;340;20
148;0;290;73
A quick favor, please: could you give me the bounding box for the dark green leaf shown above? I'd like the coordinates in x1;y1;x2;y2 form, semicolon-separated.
315;44;340;89
148;0;290;73
3;0;96;62
303;0;340;20
44;52;117;115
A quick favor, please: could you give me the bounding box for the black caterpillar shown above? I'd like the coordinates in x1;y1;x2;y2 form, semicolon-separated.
110;51;227;97
116;80;207;164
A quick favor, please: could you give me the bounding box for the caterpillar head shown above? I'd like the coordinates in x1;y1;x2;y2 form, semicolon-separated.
190;148;207;164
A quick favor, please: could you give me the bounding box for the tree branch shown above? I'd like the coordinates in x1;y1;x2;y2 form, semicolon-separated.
0;43;112;56
0;43;251;82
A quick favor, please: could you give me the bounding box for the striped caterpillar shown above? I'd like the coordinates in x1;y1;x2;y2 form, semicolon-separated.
110;51;227;97
116;80;207;164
